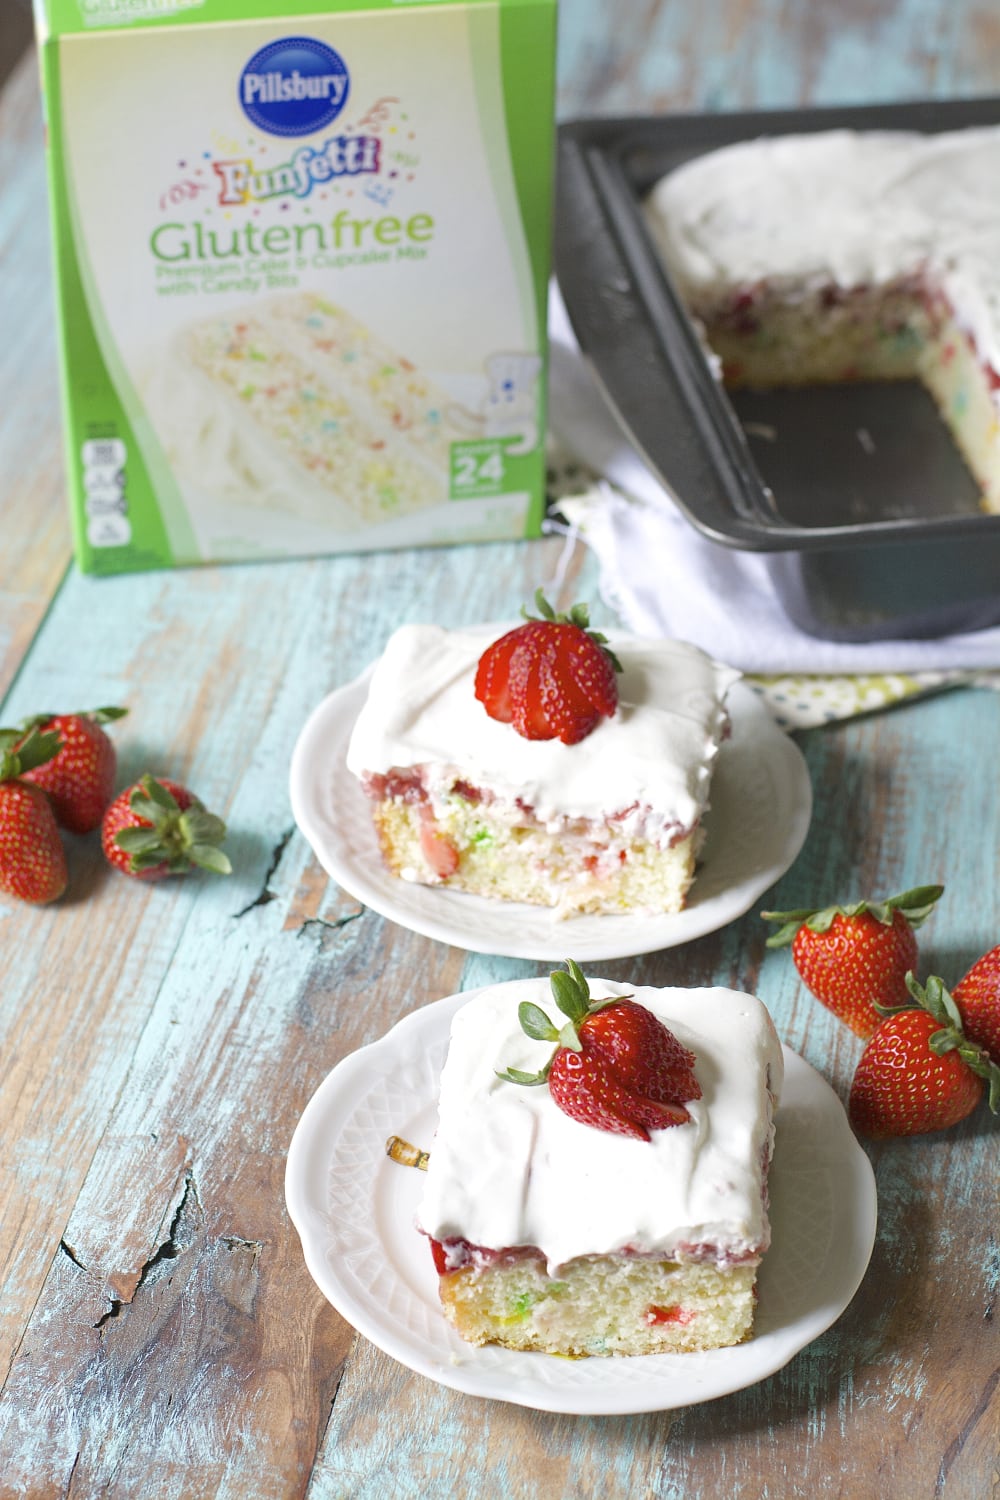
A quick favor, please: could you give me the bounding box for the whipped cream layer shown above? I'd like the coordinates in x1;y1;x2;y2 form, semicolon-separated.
346;624;739;837
645;125;1000;375
417;979;783;1273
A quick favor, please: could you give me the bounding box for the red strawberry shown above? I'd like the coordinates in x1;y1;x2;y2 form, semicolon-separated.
0;727;67;904
101;774;232;881
19;707;126;833
497;960;701;1140
848;973;1000;1138
951;946;1000;1064
571;997;700;1100
547;1045;693;1137
762;886;943;1037
474;591;620;746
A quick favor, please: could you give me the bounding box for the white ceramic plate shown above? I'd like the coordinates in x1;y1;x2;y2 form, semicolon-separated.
289;664;812;961
285;988;878;1416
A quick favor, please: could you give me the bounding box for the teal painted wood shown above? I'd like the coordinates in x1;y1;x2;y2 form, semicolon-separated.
0;0;999;1495
0;539;591;1492
2;544;997;1496
555;0;1000;118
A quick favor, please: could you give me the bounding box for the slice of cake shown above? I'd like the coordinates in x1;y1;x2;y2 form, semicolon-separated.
416;967;783;1356
644;125;1000;513
345;601;739;916
149;291;465;527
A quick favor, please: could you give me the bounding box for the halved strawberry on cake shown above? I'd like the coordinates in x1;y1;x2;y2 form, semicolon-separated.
345;595;739;916
416;963;784;1356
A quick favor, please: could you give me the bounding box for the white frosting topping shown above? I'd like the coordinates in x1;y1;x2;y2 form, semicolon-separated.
644;126;1000;374
346;624;739;834
417;979;784;1273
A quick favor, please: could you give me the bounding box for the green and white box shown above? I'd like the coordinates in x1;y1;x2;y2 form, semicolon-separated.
35;0;556;573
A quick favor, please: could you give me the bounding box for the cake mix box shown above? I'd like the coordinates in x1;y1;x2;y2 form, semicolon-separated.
34;0;557;573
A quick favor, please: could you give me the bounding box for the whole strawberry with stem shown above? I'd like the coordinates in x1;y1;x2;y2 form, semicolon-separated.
19;706;127;834
101;774;232;881
761;885;944;1038
849;972;1000;1138
497;959;701;1140
951;946;1000;1065
475;590;621;746
0;725;68;904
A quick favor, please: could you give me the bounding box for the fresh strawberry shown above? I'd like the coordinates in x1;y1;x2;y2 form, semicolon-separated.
474;591;621;745
19;706;126;834
848;973;1000;1138
951;946;1000;1064
497;960;701;1140
0;726;67;904
101;774;232;881
761;886;943;1037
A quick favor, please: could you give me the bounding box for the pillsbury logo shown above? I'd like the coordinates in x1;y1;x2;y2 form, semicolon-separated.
239;37;350;138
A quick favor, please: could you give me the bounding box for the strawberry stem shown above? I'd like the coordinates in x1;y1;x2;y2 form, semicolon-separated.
520;591;623;674
19;706;128;731
114;773;232;877
762;885;945;946
498;961;634;1086
903;971;1000;1112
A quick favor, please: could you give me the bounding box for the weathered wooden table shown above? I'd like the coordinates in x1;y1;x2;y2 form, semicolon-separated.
1;3;998;1495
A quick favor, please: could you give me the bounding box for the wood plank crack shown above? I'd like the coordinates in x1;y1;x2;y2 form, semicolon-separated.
95;1170;203;1329
934;1366;1000;1495
59;1241;87;1274
296;912;364;941
233;827;294;918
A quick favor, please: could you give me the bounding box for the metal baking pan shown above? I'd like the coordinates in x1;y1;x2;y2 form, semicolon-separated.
555;99;1000;642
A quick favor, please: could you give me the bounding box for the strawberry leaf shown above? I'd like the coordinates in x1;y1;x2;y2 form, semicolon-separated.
927;1026;959;1057
0;727;63;780
135;775;182;813
557;1021;583;1053
550;963;590;1025
184;810;227;845
906;971;1000;1111
763;885;944;944
887;885;945;926
20;705;128;731
114;826;164;853
763;918;805;948
586;991;635;1016
190;845;233;875
517;1002;559;1042
130;847;170;871
530;589;557;622
496;1065;550;1086
127;796;165;825
906;971;963;1029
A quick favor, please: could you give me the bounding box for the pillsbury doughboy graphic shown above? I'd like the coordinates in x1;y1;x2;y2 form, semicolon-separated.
482;352;541;453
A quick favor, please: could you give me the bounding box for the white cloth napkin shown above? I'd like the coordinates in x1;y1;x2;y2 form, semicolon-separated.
547;284;1000;676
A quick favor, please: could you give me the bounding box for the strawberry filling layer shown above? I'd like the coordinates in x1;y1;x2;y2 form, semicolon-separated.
709;272;1000;394
359;766;692;849
426;1233;764;1276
